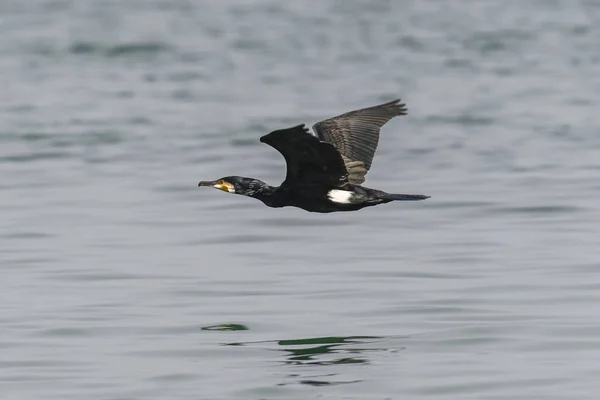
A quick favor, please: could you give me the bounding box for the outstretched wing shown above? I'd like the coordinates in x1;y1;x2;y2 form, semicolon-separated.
312;99;407;184
260;124;348;186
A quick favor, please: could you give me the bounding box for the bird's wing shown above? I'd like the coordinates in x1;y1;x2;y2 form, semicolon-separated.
260;124;348;186
312;99;407;184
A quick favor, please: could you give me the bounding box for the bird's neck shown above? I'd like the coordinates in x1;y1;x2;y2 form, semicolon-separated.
242;179;278;205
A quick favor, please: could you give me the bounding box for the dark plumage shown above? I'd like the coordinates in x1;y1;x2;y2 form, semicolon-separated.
198;99;429;213
313;98;406;183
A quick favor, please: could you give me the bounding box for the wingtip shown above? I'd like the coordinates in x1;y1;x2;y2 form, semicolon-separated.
260;124;312;144
395;99;408;115
381;98;407;115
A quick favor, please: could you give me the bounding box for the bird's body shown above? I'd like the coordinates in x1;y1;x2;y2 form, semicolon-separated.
228;181;394;213
199;99;429;212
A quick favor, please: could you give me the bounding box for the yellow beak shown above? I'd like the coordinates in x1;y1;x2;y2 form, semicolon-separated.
213;181;235;193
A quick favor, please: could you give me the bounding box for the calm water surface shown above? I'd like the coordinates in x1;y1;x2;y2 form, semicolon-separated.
2;1;600;399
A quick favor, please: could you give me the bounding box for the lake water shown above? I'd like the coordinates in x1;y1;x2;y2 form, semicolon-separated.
2;0;600;399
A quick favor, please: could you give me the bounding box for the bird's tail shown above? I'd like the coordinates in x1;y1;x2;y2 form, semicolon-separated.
385;193;430;201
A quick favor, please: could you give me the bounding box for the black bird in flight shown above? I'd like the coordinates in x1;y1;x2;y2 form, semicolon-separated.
199;99;429;213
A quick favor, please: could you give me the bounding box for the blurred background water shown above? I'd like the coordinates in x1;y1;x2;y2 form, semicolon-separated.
2;0;600;399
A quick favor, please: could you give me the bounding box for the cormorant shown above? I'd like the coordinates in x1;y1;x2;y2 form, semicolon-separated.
198;99;430;213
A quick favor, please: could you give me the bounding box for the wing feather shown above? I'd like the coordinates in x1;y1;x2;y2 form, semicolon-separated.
260;124;348;186
312;99;407;184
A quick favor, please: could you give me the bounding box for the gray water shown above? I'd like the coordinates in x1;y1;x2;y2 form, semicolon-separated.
2;0;600;399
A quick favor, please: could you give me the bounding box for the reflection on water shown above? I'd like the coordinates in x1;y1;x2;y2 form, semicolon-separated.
202;324;250;332
276;336;383;366
225;334;406;387
284;378;361;387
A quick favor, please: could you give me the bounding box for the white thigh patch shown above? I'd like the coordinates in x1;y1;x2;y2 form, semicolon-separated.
327;189;354;204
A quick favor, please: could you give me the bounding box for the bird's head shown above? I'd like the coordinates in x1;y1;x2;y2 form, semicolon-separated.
198;176;269;197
